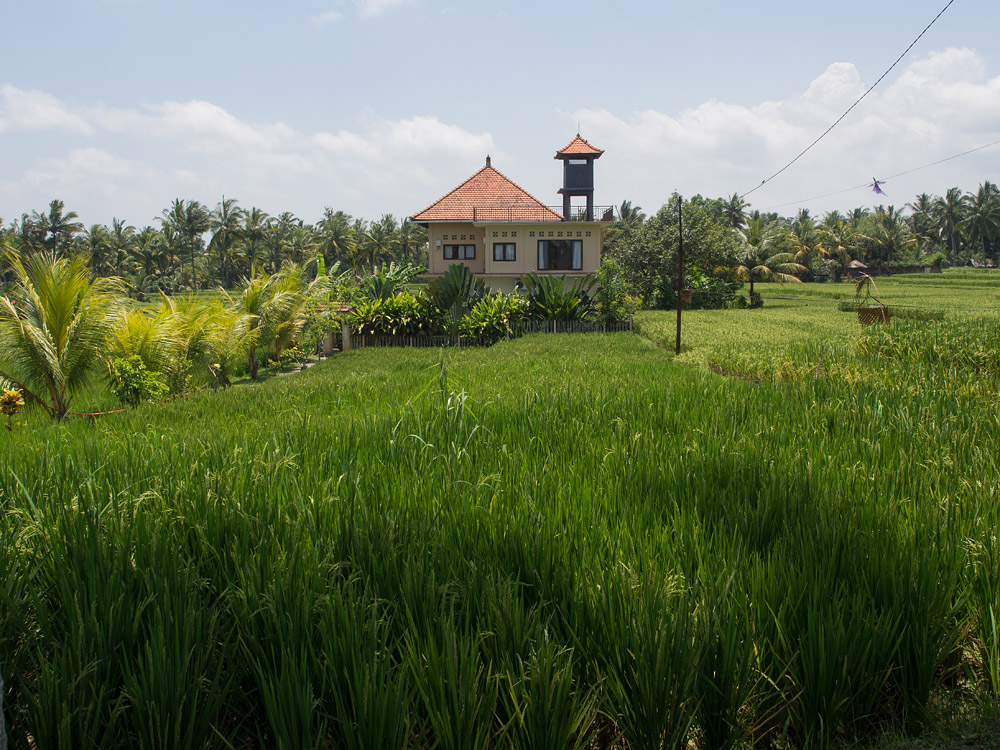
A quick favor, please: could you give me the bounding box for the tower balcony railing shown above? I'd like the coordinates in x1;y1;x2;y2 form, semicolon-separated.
472;206;616;223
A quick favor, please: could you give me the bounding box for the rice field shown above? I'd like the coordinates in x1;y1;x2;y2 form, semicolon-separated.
2;273;999;748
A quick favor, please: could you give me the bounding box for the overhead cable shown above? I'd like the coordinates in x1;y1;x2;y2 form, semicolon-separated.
740;0;957;200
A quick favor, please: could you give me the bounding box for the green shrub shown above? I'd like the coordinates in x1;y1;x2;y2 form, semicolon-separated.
520;272;595;321
107;355;169;406
459;294;526;344
351;292;442;336
595;257;633;322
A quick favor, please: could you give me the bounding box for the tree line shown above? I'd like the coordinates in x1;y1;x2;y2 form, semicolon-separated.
0;198;428;295
604;181;1000;308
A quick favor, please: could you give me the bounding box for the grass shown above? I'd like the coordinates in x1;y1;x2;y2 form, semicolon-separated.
2;272;1000;748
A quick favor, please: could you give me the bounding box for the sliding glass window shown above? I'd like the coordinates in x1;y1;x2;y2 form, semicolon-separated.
537;239;582;270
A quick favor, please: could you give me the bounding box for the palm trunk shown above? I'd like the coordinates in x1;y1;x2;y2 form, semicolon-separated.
249;347;258;380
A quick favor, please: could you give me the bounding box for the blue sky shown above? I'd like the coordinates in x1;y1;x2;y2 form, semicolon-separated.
2;0;998;226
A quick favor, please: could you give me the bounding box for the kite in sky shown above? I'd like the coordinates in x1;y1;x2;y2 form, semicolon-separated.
870;177;887;195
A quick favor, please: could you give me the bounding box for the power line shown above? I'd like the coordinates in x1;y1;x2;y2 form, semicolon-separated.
758;137;1000;211
740;0;957;200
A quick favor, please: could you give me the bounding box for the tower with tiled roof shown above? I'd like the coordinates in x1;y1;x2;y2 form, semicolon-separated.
410;138;613;292
555;134;604;221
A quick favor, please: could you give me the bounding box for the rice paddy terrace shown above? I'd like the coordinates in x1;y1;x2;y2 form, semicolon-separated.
2;271;1000;749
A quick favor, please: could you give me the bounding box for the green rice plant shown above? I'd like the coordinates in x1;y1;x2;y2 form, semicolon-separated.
692;564;756;750
969;521;1000;697
589;570;698;750
878;539;968;727
498;635;596;750
405;618;499;750
120;569;231;750
317;590;412;750
252;649;325;750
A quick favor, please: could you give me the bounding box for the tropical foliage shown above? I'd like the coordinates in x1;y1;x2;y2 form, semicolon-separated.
1;198;428;295
0;251;121;419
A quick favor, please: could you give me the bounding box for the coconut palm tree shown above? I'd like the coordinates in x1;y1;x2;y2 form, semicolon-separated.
209;197;245;288
394;219;427;266
265;212;299;273
83;223;112;276
226;269;302;380
315;208;355;266
362;214;399;267
0;251;121;419
818;219;857;264
961;181;1000;262
33;199;83;255
721;193;749;230
933;187;966;262
735;217;807;298
859;206;914;265
241;207;270;275
161;199;210;290
108;218;136;277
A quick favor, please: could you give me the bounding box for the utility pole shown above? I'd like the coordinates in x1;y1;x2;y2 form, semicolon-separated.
675;196;684;355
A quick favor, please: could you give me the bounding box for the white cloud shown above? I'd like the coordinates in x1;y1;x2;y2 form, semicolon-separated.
572;47;1000;215
310;10;343;26
2;46;998;226
354;0;412;19
0;85;93;134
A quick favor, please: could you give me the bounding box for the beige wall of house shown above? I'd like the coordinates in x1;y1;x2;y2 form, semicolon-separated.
426;221;605;280
426;223;486;275
481;222;602;277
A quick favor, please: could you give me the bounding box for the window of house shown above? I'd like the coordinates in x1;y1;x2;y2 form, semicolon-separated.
493;243;516;261
538;239;582;270
444;244;476;260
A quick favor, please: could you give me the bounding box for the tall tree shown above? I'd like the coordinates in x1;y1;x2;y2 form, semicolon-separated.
33;199;83;254
395;219;427;266
933;187;966;262
736;217;807;296
108;218;136;277
161;200;211;290
241;207;270;275
83;224;111;276
363;214;399;267
209;197;245;288
315;208;354;266
721;193;749;230
961;181;1000;262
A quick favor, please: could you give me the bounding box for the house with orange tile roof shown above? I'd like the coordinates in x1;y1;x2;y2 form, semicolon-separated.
411;135;614;292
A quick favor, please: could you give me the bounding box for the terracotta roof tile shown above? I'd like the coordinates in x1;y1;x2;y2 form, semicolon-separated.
411;165;562;223
555;134;604;158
